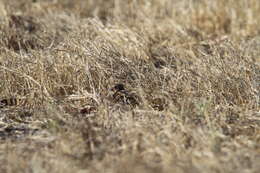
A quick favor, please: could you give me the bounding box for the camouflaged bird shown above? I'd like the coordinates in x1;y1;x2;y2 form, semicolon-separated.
109;84;140;107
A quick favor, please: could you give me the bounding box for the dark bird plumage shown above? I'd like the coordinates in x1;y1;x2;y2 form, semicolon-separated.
110;84;140;107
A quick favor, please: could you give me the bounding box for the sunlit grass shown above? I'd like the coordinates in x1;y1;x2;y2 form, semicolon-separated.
0;0;259;172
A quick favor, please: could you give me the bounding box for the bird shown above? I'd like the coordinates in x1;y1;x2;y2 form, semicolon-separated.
109;83;140;107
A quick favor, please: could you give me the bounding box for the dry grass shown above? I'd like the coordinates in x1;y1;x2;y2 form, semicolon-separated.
0;0;259;172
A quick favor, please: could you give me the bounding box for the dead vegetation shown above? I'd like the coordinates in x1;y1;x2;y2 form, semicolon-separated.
0;0;259;172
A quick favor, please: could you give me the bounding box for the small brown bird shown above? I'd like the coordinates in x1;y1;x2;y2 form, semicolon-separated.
110;84;140;107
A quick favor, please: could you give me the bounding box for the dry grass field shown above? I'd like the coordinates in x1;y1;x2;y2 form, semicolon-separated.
0;0;259;172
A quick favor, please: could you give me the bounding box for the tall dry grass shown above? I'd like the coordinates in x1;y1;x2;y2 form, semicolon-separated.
0;0;259;173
